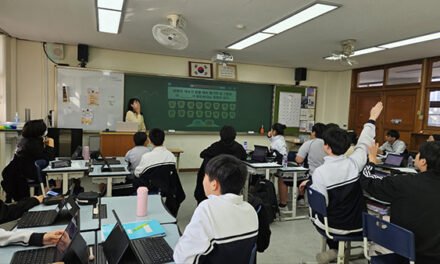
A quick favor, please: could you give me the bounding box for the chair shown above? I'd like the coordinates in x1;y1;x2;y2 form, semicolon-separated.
28;160;47;196
362;212;415;264
306;186;363;264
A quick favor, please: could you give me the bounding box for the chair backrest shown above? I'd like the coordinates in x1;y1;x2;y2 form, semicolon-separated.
362;212;415;262
307;186;327;217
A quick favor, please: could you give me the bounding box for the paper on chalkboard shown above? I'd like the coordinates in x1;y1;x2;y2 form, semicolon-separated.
81;109;94;125
88;88;99;106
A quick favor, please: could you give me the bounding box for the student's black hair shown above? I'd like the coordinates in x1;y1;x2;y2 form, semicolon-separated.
419;141;440;171
271;123;287;135
322;127;351;155
326;123;340;130
205;154;247;195
312;123;327;139
126;98;140;113
347;131;358;145
148;128;165;146
220;125;236;144
133;132;148;146
22;119;47;138
387;130;400;139
432;134;440;142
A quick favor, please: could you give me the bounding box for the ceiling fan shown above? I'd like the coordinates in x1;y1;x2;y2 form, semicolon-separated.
325;39;358;66
152;14;189;50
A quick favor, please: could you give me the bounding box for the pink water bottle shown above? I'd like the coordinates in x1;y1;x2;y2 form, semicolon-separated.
83;146;90;160
136;187;148;217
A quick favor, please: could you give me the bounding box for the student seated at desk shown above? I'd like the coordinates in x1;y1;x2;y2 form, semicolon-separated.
174;154;258;263
427;133;440;142
360;141;440;263
2;119;55;201
267;123;287;163
0;195;63;247
125;132;151;175
194;125;246;204
378;129;406;155
299;102;383;264
134;128;176;176
279;123;327;210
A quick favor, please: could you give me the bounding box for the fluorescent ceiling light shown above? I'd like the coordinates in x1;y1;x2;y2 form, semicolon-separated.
97;0;124;11
98;9;121;34
263;3;339;34
351;47;385;57
378;32;440;49
227;33;274;50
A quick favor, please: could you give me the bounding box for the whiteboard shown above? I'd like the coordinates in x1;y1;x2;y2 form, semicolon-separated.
56;68;124;131
278;92;301;127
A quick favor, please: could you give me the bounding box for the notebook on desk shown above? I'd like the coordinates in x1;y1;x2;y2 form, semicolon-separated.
17;196;79;228
376;154;404;170
11;212;88;264
96;210;173;264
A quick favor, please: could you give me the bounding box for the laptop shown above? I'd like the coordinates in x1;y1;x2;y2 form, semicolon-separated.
101;158;127;173
116;121;138;132
96;210;173;264
11;212;89;264
376;154;404;170
17;196;79;228
249;145;269;163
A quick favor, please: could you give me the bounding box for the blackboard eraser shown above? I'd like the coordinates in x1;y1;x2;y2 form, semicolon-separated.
168;129;176;133
248;131;255;134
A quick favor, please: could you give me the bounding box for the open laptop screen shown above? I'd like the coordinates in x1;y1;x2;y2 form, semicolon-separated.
55;212;79;261
252;145;268;161
384;154;404;167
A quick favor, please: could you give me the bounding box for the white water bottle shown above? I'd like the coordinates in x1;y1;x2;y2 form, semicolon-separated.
283;153;288;168
243;141;247;151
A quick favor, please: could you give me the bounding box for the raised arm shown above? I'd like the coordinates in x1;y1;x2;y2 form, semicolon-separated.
349;102;383;172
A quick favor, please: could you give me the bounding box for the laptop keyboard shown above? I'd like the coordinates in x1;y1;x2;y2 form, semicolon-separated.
18;210;57;228
11;247;56;264
132;237;174;264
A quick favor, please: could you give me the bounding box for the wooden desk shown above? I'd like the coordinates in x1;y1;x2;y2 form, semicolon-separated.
100;132;184;171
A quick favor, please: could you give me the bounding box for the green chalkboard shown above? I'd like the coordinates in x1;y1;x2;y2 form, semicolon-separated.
124;74;273;132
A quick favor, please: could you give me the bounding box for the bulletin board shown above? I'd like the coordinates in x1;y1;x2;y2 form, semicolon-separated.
273;85;317;135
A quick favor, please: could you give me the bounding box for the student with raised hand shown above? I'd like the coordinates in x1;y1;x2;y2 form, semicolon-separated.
194;125;247;204
360;141;440;263
299;102;383;264
378;129;406;155
174;154;258;263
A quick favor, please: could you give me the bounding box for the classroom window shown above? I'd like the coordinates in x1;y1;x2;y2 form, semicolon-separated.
357;69;384;88
428;90;440;127
386;64;422;85
431;60;440;82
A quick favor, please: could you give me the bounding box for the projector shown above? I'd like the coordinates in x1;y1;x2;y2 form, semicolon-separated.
212;52;233;63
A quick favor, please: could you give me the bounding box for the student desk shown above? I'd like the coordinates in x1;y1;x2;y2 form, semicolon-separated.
276;166;309;221
88;164;131;197
43;160;89;194
1;222;180;264
243;162;282;202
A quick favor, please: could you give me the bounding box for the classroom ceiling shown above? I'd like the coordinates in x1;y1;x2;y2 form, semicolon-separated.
1;0;440;71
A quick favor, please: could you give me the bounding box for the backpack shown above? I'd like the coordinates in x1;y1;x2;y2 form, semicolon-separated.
251;179;278;223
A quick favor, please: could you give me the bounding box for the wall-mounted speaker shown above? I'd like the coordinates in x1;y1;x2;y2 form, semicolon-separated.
295;67;307;85
77;44;88;67
48;43;64;60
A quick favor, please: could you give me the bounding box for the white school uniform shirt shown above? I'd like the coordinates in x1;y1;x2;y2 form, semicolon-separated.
268;135;287;156
173;194;258;264
379;139;406;155
125;145;152;172
134;146;176;176
0;228;34;246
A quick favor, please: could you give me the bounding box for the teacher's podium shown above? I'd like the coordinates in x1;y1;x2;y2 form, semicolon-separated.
100;132;184;171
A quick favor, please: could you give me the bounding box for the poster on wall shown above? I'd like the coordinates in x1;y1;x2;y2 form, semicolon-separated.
278;92;301;127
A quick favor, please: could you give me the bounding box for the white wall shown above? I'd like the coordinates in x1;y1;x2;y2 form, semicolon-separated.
5;38;352;168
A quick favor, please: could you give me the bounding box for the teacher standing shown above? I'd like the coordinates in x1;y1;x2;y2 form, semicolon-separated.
125;98;146;131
